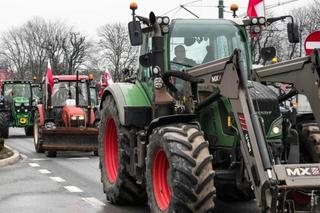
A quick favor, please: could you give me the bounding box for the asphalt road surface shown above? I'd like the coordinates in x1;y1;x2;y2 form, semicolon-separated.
0;128;260;213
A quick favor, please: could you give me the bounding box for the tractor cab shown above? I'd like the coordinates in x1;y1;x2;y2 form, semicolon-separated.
33;73;99;157
0;80;34;137
31;83;42;105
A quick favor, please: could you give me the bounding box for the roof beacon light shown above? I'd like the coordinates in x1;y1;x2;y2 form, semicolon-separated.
130;1;138;11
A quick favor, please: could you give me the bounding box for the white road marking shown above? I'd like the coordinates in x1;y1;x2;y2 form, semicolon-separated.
64;186;83;193
20;154;28;159
82;197;105;208
50;177;66;183
38;169;51;174
28;163;40;167
31;158;48;161
68;157;90;160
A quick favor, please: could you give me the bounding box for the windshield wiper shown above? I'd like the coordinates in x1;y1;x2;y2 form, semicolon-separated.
170;61;193;68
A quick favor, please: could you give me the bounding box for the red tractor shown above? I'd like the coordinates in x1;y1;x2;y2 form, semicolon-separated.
33;74;99;157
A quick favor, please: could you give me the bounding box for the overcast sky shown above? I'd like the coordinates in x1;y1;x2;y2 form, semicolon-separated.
0;0;309;37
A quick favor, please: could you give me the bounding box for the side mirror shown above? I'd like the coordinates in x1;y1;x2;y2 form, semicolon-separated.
128;21;143;46
287;23;299;43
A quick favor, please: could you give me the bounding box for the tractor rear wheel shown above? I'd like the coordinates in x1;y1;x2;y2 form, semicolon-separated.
146;124;215;213
0;112;9;138
98;96;146;204
33;111;44;153
25;126;33;136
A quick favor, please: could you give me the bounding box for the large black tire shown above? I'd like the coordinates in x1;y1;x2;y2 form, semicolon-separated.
33;111;44;153
215;183;254;202
98;96;146;204
0;112;9;138
146;124;215;213
25;126;33;136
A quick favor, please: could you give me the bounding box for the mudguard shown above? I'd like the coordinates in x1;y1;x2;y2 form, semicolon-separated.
36;104;45;126
100;83;151;127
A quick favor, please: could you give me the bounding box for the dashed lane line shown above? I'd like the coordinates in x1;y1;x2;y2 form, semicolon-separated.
38;169;51;174
31;158;48;161
82;197;106;208
64;186;83;193
28;160;104;210
68;157;90;160
28;163;40;167
50;177;66;182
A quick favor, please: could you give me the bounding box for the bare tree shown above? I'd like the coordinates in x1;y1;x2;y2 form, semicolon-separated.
0;27;29;79
97;23;138;82
62;32;89;74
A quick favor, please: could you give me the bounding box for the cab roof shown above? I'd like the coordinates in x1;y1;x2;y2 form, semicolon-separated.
3;80;32;84
53;75;88;81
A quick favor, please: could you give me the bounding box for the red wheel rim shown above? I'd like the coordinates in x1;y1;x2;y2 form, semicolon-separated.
152;149;171;211
104;118;119;183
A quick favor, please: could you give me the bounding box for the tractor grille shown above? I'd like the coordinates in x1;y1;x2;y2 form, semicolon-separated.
70;119;85;127
248;81;280;133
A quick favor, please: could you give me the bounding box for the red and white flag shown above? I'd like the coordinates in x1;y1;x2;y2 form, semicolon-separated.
247;0;265;17
46;60;54;93
103;67;114;87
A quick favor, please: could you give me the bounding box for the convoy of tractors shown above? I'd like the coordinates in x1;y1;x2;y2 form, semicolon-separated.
1;2;320;212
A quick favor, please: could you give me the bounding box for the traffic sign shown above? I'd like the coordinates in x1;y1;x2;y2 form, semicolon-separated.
304;31;320;55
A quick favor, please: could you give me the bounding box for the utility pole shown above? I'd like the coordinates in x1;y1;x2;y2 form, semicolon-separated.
218;0;224;19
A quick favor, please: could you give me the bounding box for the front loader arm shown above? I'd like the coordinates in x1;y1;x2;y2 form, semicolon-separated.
254;49;320;125
187;49;275;208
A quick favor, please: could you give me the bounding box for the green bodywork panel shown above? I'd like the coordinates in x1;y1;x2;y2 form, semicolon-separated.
103;82;151;125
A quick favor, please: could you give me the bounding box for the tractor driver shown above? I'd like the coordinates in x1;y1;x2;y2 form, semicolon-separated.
172;45;197;69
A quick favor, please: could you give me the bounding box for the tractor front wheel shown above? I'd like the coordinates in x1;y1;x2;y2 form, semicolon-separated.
25;126;33;136
0;112;9;138
33;111;44;153
146;124;215;213
98;95;146;204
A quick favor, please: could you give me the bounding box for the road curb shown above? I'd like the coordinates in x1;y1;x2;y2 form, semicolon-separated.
0;145;20;167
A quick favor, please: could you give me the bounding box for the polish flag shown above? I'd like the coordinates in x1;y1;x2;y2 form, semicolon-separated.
247;0;265;17
103;67;114;87
46;60;54;93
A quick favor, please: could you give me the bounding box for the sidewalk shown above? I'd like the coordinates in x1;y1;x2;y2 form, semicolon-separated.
0;144;20;167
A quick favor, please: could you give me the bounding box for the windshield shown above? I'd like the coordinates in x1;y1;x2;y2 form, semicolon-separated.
51;81;88;107
169;19;249;72
4;83;31;99
32;86;41;100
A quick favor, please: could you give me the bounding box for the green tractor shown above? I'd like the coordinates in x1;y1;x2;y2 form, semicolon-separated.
98;3;320;212
0;80;35;138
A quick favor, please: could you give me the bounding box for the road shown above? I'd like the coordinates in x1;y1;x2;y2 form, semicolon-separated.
0;128;259;213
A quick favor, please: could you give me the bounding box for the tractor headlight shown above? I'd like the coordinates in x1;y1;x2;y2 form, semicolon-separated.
71;115;85;120
258;17;266;25
268;117;283;139
251;17;258;25
17;109;20;113
24;109;28;113
162;16;170;25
